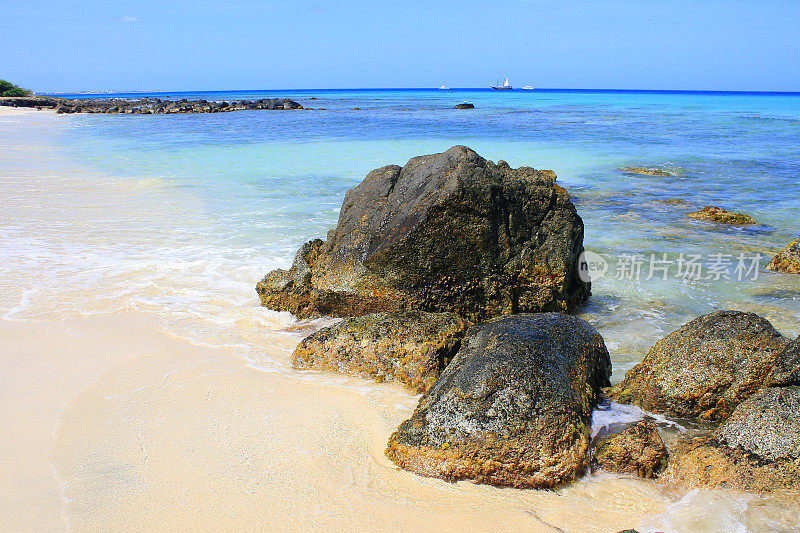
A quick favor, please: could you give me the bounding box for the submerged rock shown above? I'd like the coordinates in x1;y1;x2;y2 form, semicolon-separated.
621;167;673;176
291;311;468;393
454;103;474;109
664;386;800;492
257;146;590;321
687;206;756;225
385;313;611;489
766;237;800;275
609;311;789;421
592;420;668;478
652;198;690;206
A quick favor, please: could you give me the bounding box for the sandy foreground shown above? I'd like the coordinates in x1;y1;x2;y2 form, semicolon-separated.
1;108;797;533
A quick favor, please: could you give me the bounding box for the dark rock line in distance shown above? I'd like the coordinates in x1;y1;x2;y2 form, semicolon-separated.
0;95;304;114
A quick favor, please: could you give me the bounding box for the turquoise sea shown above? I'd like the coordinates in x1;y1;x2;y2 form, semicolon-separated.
49;89;800;363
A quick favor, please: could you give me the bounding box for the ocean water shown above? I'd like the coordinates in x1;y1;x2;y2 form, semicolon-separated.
3;89;800;531
44;89;800;350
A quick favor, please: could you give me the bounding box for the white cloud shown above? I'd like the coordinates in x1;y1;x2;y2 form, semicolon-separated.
120;15;138;23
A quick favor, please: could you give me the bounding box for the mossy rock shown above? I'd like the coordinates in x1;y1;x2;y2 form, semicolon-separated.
687;206;756;225
386;313;611;488
608;311;789;421
621;167;673;176
592;420;668;478
766;238;800;275
291;311;468;393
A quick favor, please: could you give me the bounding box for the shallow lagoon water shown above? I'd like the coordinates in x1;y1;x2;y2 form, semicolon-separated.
2;90;800;531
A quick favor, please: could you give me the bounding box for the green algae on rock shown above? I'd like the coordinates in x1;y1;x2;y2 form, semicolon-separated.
256;146;590;321
766;238;800;275
609;311;789;421
687;206;756;225
291;311;468;393
386;313;611;489
592;420;668;479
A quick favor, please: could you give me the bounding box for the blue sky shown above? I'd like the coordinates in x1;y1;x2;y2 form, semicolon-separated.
4;0;799;92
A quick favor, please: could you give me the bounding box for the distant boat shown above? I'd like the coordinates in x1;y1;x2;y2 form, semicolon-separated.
522;86;534;90
439;85;448;90
491;77;513;90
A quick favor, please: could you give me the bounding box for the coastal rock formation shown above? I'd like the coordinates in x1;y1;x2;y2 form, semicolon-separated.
385;313;611;488
454;103;475;109
257;146;590;321
664;386;800;492
592;420;668;478
0;95;303;114
766;237;800;275
687;206;756;225
621;167;672;176
291;311;468;393
609;311;789;421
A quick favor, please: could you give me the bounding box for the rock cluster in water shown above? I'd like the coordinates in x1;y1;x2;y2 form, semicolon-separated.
767;237;800;275
257;146;799;494
0;95;303;114
610;312;800;492
258;147;608;488
257;146;590;322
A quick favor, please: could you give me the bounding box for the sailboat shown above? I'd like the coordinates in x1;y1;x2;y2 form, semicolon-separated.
491;77;513;90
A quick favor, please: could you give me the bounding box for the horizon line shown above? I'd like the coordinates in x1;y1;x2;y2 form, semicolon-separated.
42;87;800;97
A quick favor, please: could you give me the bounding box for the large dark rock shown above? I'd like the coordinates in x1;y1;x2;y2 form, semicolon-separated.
592;419;668;478
385;313;611;488
609;311;789;421
664;386;800;492
257;146;590;321
767;238;800;275
291;311;468;393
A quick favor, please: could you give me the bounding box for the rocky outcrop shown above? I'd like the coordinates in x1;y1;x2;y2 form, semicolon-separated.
592;420;668;478
291;311;468;393
621;167;672;176
609;311;789;421
385;313;611;488
664;386;800;492
257;146;590;321
454;103;474;109
687;206;756;225
766;238;800;275
0;96;303;114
